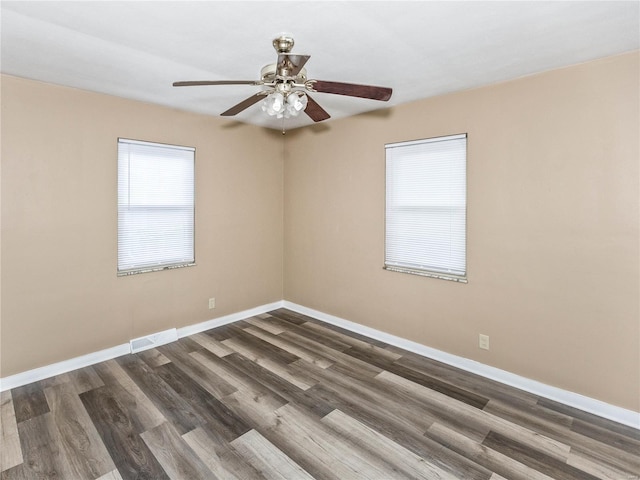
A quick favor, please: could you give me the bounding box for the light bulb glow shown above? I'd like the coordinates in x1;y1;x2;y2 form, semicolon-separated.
262;91;308;119
261;92;285;116
286;92;308;114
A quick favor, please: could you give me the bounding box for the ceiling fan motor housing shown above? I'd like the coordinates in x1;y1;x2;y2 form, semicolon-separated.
261;64;306;83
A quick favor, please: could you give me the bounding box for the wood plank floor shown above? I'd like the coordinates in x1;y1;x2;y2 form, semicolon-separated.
1;308;638;479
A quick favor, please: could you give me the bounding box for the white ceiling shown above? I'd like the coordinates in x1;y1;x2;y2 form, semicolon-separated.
2;1;638;131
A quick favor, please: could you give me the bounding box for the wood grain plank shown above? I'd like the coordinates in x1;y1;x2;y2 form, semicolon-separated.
484;398;640;473
14;413;75;479
190;332;235;357
347;347;490;409
320;360;491;442
0;391;23;471
222;337;317;390
221;391;284;434
172;336;205;353
322;409;459;480
570;443;640;476
377;370;571;461
96;469;124;480
221;353;334;418
37;373;69;390
262;315;354;351
426;422;555;480
157;341;238;398
280;330;383;378
92;359;166;433
183;427;266;480
137;349;172;368
62;365;105;394
566;450;640;480
300;381;491;479
80;385;170;480
205;322;251;342
482;399;575;438
259;403;408;480
44;382;116;479
326;352;386;381
116;354;202;435
189;349;288;411
153;362;251;442
140;422;215;480
230;327;302;365
230;429;315;480
482;430;601;480
11;382;49;424
284;311;398;350
490;474;510;480
246;316;287;335
0;463;27;479
243;326;334;368
538;397;640;440
570;417;640;455
485;391;640;473
302;321;403;361
265;309;308;325
396;352;542;406
304;360;438;433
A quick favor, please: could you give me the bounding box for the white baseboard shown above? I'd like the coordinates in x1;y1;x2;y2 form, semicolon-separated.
283;301;640;430
0;300;284;392
0;343;131;392
2;298;637;430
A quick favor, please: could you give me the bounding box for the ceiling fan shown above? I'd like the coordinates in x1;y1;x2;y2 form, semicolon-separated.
173;35;392;123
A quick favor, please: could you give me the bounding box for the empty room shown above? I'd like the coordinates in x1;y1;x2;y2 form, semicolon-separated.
1;1;638;479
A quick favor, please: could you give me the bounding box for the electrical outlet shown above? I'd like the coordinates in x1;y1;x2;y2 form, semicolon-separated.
208;297;216;309
479;334;490;350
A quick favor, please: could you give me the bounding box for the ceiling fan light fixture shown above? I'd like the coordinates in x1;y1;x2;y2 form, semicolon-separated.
261;91;285;116
262;90;307;119
285;91;308;117
174;36;391;124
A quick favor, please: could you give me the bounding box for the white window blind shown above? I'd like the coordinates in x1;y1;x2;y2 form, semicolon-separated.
117;138;195;275
385;134;467;281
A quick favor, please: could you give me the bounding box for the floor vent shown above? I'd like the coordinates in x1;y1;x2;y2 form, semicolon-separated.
130;328;178;354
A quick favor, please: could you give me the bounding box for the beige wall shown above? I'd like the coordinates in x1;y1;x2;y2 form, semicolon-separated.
1;75;284;377
2;52;638;413
284;52;639;412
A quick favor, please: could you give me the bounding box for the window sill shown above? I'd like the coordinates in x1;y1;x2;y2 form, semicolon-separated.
117;262;196;277
383;265;467;283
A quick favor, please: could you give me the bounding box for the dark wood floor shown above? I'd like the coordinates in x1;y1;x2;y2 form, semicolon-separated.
1;309;638;479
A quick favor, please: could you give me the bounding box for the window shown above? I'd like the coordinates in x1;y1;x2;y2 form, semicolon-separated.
385;133;467;282
117;138;195;275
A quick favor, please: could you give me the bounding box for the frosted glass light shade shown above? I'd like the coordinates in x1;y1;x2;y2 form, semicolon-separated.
262;91;307;119
262;92;285;116
285;92;308;117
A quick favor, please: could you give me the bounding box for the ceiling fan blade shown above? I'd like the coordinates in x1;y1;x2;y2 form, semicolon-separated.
221;92;267;116
173;80;259;87
277;53;311;77
309;80;392;101
304;94;331;122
